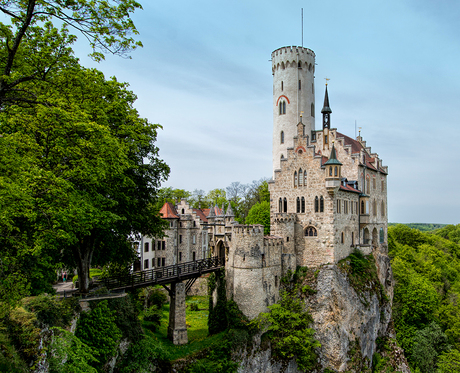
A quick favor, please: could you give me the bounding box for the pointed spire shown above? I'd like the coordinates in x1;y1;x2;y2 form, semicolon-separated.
207;204;215;218
226;202;235;217
321;85;332;114
324;142;342;166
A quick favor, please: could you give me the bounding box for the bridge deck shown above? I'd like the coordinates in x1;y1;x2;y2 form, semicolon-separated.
98;256;224;291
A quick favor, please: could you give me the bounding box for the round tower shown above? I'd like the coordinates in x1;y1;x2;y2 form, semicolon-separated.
272;46;316;172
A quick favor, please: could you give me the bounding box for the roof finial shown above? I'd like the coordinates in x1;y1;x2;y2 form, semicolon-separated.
325;77;330;86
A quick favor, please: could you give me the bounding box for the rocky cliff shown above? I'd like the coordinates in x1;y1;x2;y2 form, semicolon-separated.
237;246;411;373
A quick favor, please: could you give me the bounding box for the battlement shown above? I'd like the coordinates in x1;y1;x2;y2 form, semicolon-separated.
264;236;284;247
272;46;315;73
232;224;264;235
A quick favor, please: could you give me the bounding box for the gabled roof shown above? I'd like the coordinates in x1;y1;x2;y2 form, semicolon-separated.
192;208;208;223
159;202;179;219
336;132;364;154
202;206;223;217
339;184;361;194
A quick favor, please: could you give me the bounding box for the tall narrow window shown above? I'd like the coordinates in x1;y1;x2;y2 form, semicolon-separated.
341;232;344;244
304;171;307;185
373;200;377;216
179;252;182;262
311;103;315;117
299;80;301;90
352;232;354;246
320;196;324;212
283;101;286;114
283;198;287;213
296;197;300;213
144;259;149;269
315;196;319;212
281;81;283;91
179;235;182;244
192;251;196;261
157;241;161;250
279;198;282;213
157;258;161;267
381;201;385;217
162;241;165;250
144;242;149;252
298;169;303;186
361;200;365;214
334;166;338;176
366;176;370;194
294;171;298;187
301;197;305;213
373;177;376;190
281;131;284;144
192;234;196;244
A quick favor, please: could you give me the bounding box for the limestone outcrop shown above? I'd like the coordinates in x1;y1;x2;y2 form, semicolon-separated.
237;246;410;373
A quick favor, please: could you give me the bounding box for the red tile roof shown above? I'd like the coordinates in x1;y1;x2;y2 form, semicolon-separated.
193;208;208;223
340;184;361;194
159;202;179;219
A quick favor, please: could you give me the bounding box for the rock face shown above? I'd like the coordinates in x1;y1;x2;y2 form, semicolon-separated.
237;246;411;372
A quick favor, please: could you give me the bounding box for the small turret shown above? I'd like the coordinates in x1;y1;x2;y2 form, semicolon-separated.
325;142;342;194
322;84;332;149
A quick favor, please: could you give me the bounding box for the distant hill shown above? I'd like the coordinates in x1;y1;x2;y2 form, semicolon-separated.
388;223;447;232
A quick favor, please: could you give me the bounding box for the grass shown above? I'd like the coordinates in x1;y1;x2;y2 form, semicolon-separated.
72;268;103;284
142;295;225;361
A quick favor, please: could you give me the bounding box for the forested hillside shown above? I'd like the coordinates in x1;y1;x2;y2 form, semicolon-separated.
389;224;460;372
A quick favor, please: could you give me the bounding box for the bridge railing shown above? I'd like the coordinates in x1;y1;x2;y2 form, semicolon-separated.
99;256;224;290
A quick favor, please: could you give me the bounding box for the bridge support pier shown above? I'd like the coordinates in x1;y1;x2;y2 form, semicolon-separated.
167;281;188;345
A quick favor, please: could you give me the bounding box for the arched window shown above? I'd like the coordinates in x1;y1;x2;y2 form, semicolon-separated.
373;200;377;216
279;102;282;115
361;200;365;214
380;228;384;243
181;208;185;214
305;226;318;237
298;169;303;186
301;197;305;213
279;198;282;213
320;196;324;212
294;171;298;187
283;198;287;213
296;197;300;213
280;154;284;159
315;196;319;212
282;101;286;114
304;171;307;185
329;167;332;176
334;166;338;176
280;131;284;144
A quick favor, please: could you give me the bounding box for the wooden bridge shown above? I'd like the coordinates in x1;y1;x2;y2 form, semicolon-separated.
97;256;224;291
94;256;225;346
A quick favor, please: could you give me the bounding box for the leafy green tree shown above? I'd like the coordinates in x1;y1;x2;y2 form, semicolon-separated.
0;65;169;293
75;300;121;368
245;201;270;235
155;187;192;211
250;290;320;371
0;0;142;107
411;322;449;373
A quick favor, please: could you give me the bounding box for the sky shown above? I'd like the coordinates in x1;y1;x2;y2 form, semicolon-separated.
73;0;460;224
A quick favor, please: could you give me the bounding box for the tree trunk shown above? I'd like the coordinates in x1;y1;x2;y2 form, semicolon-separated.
75;244;94;294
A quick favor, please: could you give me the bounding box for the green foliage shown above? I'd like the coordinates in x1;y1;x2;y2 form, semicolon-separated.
107;296;143;341
208;269;228;335
48;327;99;373
245;200;271;235
190;303;199;311
75;300;122;368
23;294;79;328
0;329;28;373
117;336;171;373
411;322;449;373
437;348;460;373
388;223;447;232
143;306;162;330
250;291;320;371
338;250;387;307
187;338;238;373
7;307;41;365
388;224;460;372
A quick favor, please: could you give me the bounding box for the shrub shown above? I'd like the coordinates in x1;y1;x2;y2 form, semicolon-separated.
143;306;162;331
23;294;79;328
250;291;320;371
75;300;122;368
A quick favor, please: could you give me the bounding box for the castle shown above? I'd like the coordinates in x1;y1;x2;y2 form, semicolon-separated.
139;46;388;319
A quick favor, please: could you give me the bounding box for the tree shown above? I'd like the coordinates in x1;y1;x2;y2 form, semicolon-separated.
245;201;270;235
0;0;142;107
0;65;169;293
